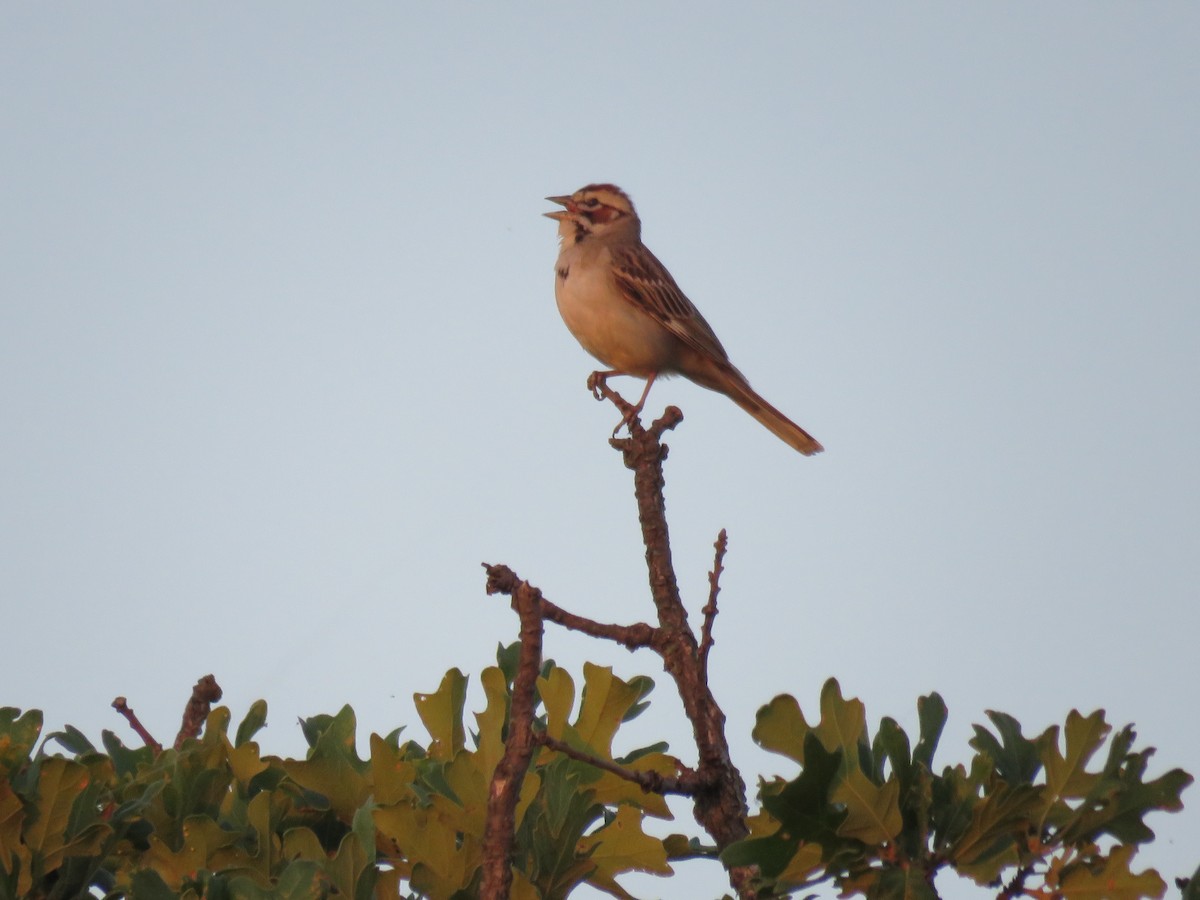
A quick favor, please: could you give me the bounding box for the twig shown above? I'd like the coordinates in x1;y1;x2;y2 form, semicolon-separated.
484;563;663;651
480;567;544;900
534;732;700;796
698;529;728;673
111;697;163;754
174;674;223;749
544;599;663;650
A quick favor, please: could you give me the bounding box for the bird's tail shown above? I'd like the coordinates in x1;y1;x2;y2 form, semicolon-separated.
724;377;824;456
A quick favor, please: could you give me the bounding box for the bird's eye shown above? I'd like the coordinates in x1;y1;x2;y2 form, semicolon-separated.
580;198;598;208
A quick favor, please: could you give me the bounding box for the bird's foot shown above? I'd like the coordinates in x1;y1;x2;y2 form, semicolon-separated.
587;371;643;436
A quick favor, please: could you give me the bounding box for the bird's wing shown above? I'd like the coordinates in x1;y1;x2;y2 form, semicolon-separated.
610;243;731;364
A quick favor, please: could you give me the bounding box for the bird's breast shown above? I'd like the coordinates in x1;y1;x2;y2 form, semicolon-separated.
554;250;676;377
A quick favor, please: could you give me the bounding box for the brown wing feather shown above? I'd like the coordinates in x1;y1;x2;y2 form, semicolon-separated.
610;244;731;364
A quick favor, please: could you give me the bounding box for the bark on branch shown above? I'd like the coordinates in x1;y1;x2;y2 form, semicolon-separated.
175;674;222;749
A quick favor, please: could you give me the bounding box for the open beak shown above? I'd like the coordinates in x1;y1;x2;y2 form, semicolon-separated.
543;194;574;220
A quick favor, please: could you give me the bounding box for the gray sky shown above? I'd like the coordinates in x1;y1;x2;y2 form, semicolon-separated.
3;4;1197;897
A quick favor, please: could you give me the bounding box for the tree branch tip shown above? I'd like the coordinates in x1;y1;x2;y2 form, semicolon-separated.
174;674;223;750
112;695;163;754
482;562;522;596
650;406;684;435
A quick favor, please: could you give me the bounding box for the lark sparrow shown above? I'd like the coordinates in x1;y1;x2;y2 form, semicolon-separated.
545;184;823;456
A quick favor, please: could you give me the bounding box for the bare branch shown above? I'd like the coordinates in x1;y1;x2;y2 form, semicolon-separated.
592;391;757;898
484;563;662;651
699;529;728;673
480;569;544;900
535;732;701;796
111;697;163;755
542;597;663;650
175;675;222;749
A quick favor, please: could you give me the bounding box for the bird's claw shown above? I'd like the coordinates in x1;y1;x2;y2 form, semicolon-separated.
587;371;607;400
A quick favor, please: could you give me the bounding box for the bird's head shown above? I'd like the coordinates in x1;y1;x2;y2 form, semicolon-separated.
545;184;640;245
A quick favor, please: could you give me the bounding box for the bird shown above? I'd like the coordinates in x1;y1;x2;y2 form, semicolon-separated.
545;184;823;456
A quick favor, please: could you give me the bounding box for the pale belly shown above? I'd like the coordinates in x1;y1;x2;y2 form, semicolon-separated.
555;263;678;377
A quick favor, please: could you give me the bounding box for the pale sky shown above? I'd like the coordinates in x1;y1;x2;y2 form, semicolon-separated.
3;5;1197;897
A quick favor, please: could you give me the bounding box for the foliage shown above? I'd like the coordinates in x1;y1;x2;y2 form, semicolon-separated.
0;652;672;900
0;668;1190;899
724;678;1192;900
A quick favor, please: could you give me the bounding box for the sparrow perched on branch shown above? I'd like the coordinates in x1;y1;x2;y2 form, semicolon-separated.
545;184;822;455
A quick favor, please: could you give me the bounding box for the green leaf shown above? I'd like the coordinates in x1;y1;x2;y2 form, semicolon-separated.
351;802;377;866
517;755;604;897
1059;845;1167;900
282;706;368;819
913;693;947;770
203;705;233;742
615;741;670;766
369;733;417;806
1038;709;1109;830
375;804;479;898
574;664;644;758
23;758;89;858
948;783;1041;883
579;805;671;896
473;666;510;777
1060;728;1192;845
414;669;468;760
234;700;268;747
280;825;325;862
721;830;803;881
129;868;181;900
841;862;939;900
969;711;1044;785
100;730;153;778
298;713;333;750
495;641;522;687
225;739;268;789
324;830;371;898
1180;862;1200;900
227;860;328;900
753;694;810;764
874;716;911;786
762;733;848;846
214;790;274;877
813;679;867;760
538;667;576;741
876;710;933;860
0;786;30;893
832;767;902;843
0;709;42;777
930;757;989;850
620;675;655;723
45;724;96;757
